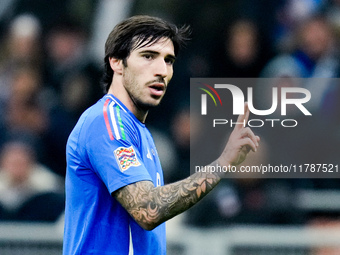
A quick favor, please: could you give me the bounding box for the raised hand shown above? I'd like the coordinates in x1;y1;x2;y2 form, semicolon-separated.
218;102;260;167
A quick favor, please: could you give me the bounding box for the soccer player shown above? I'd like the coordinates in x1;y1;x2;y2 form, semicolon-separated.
63;15;260;255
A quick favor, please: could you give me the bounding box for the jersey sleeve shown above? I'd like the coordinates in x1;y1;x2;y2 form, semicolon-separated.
84;101;152;194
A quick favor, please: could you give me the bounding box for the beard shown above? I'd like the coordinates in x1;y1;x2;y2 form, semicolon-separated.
122;68;166;112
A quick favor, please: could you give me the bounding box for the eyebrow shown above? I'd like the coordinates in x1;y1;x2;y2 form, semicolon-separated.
139;50;176;62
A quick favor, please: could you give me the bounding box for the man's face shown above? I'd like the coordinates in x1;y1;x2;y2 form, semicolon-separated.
299;20;332;61
122;37;175;111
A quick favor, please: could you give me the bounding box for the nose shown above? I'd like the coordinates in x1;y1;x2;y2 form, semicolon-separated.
154;59;169;78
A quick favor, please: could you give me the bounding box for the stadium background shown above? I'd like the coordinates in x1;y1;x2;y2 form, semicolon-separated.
0;0;340;254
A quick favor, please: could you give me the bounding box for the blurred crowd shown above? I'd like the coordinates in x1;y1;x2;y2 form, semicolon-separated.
0;0;339;231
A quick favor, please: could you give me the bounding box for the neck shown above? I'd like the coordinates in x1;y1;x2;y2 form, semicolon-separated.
107;80;148;123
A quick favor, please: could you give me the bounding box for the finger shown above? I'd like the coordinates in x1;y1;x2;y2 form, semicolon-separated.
241;127;259;148
238;137;257;152
235;102;250;130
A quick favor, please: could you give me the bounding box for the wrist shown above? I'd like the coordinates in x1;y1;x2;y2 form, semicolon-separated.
216;157;232;168
213;158;231;178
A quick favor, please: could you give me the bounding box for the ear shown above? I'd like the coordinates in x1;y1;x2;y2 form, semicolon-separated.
109;57;123;75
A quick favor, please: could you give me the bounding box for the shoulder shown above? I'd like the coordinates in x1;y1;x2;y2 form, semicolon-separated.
69;95;144;151
101;95;144;144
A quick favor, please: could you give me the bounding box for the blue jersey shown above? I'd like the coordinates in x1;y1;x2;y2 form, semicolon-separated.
63;94;166;255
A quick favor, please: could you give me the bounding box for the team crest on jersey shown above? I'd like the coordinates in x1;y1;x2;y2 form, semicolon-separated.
114;146;141;172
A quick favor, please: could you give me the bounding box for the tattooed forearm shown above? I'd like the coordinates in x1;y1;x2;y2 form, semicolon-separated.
113;160;222;230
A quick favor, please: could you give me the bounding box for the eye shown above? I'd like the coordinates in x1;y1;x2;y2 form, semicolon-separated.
143;54;154;60
165;57;175;65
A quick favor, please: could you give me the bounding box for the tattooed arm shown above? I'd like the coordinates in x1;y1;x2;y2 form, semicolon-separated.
114;161;222;230
113;103;260;230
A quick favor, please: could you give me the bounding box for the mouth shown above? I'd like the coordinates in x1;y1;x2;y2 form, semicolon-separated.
148;83;166;97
